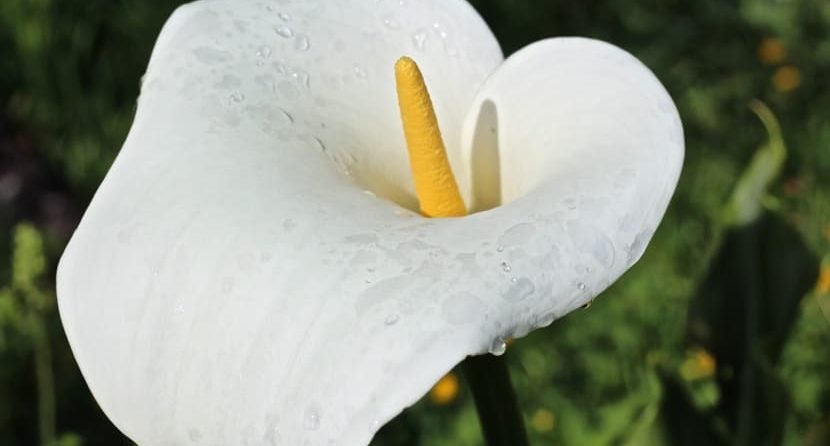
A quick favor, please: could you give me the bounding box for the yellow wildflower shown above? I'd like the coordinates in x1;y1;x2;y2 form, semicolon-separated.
817;264;830;294
680;347;717;381
531;409;556;433
758;37;786;65
773;65;801;92
430;372;460;405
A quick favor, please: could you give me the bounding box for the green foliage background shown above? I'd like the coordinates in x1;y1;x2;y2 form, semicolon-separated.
0;0;828;444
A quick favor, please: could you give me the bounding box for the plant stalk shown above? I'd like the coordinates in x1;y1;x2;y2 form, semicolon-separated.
462;353;529;446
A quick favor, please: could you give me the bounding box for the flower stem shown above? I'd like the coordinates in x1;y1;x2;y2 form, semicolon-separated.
30;316;55;446
462;354;529;446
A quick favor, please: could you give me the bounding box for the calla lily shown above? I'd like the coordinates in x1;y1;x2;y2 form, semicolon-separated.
56;0;683;444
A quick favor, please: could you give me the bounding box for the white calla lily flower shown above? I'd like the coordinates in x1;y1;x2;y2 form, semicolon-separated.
57;0;683;444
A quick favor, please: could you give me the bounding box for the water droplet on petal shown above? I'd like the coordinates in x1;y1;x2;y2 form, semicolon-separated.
384;314;400;326
536;312;556;328
498;223;536;247
273;62;288;75
303;405;321;431
292;70;310;88
577;282;586;290
581;300;593;310
383;16;400;29
257;45;272;59
496;245;504;253
565;198;577;210
500;262;511;273
294;34;310;51
489;336;507;356
275;26;294;38
353;65;368;79
412;30;427;50
278;12;291;21
230;92;245;103
504;277;535;301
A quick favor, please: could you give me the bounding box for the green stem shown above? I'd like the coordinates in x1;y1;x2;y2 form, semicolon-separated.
30;316;55;446
462;354;529;446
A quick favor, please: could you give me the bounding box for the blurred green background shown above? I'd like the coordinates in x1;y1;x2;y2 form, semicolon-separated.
1;0;828;445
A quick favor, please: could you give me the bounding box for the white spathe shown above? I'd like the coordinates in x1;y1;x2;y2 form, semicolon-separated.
56;0;683;445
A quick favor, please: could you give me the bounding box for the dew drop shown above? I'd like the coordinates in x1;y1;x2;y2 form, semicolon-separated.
292;70;310;88
536;312;556;328
353;65;368;79
504;277;535;301
432;22;449;41
581;300;593;310
496;245;504;253
384;314;400;326
278;12;291;21
280;108;294;124
577;282;586;291
412;30;427;50
382;16;400;30
257;45;272;59
498;223;536;247
564;198;577;210
489;337;507;356
303;405;321;431
275;26;294;38
294;34;310;51
273;61;288;75
500;262;511;273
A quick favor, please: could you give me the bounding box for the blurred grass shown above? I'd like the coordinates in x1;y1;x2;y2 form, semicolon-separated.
1;0;829;445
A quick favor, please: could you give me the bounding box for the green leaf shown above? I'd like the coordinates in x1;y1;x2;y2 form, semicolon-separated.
725;101;787;227
11;223;46;295
656;373;726;446
686;212;819;445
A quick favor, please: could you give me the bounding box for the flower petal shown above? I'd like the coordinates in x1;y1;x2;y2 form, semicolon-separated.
57;6;681;446
59;0;503;445
454;38;683;332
